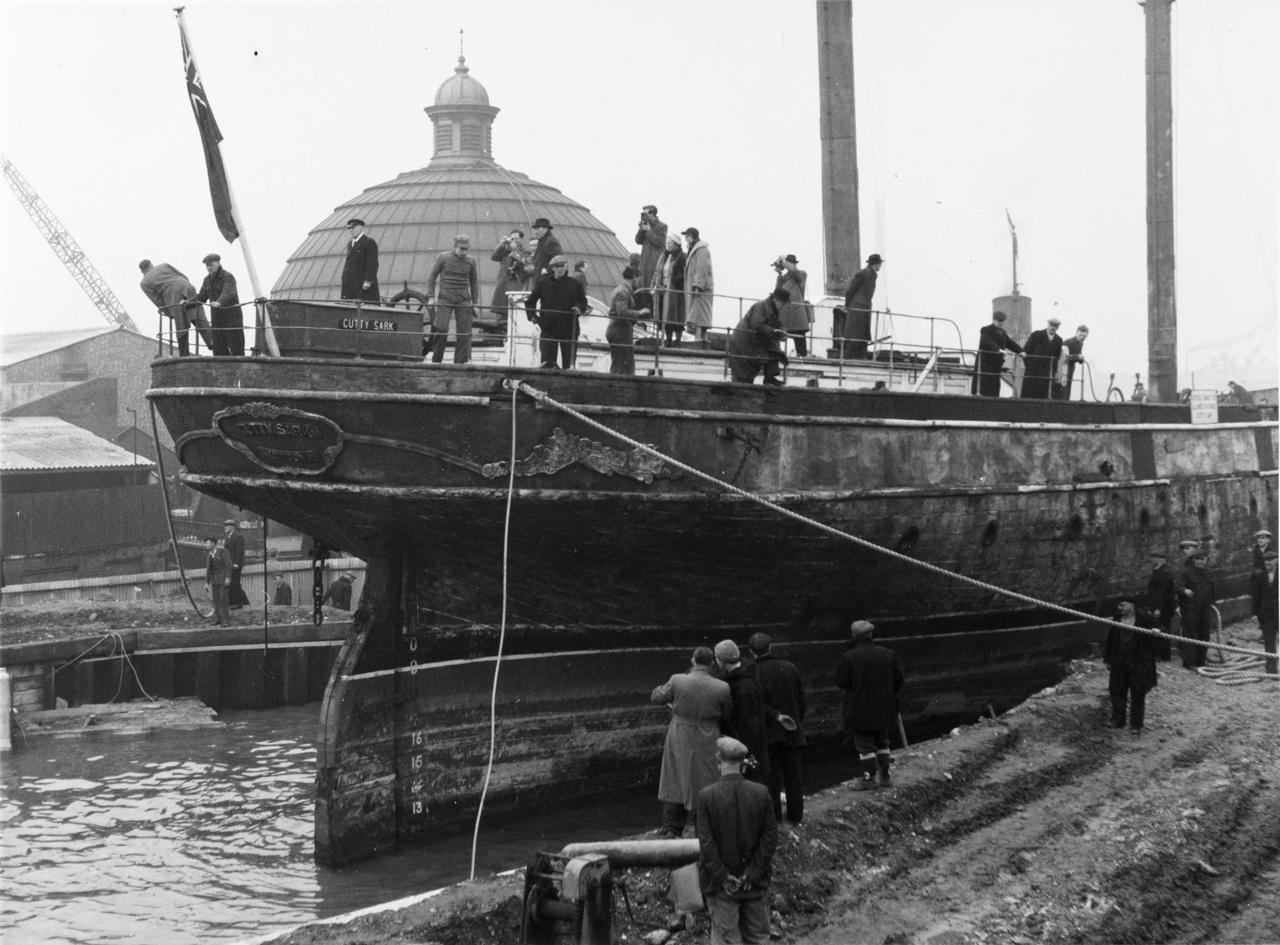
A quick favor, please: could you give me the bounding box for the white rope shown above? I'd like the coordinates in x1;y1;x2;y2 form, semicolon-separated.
512;380;1276;678
470;383;520;880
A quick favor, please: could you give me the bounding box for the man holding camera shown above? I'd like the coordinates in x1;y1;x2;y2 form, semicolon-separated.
489;229;529;321
727;288;790;385
635;205;667;311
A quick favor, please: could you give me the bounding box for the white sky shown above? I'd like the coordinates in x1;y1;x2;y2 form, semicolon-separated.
1;0;1276;393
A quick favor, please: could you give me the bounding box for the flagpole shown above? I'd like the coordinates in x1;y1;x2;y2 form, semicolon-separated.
175;6;280;357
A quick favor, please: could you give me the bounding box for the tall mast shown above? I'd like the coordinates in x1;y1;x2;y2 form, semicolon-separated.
1145;0;1177;401
817;0;860;297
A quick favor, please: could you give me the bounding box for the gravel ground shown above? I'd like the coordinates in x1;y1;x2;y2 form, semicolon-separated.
254;619;1278;945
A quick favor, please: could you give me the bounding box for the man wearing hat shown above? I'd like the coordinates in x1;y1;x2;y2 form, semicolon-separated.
1145;549;1177;661
681;227;714;347
523;254;588;370
1053;324;1089;401
1252;529;1274;573
773;254;811;357
139;260;214;357
1104;598;1160;732
971;310;1024;397
713;639;770;785
528;218;562;279
322;571;356;611
748;632;807;824
1177;539;1201;561
194;253;244;356
834;620;903;790
727;288;790;386
839;253;883;359
634;205;667;311
1020;318;1064;399
222;518;249;609
1250;549;1278;675
1175;550;1217;669
340;219;380;302
425;235;480;364
651;647;732;839
203;536;233;626
695;735;777;945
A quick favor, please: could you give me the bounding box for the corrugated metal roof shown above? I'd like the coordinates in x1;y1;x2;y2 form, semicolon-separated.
0;417;155;472
0;327;117;368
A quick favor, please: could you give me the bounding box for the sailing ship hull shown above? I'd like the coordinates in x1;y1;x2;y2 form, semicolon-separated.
149;355;1276;863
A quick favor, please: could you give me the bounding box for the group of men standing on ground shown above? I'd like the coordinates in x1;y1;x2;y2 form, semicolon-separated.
971;312;1089;399
651;621;902;943
139;254;244;356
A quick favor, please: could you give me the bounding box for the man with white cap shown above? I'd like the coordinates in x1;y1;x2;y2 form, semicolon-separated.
1020;317;1064;399
1253;529;1274;573
696;735;777;945
834;620;903;790
524;254;588;369
651;647;732;839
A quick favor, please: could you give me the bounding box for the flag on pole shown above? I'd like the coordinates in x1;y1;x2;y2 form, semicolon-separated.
179;16;238;243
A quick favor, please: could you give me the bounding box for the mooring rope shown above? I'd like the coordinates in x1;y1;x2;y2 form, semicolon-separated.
149;401;213;621
511;380;1275;679
470;383;521;880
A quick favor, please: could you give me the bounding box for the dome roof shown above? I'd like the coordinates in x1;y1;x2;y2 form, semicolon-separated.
434;55;489;107
270;56;630;309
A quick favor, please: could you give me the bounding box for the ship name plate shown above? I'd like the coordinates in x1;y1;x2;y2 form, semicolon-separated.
340;317;398;331
214;402;345;475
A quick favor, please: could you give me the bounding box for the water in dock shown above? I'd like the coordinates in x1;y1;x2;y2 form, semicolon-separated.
1;701;856;944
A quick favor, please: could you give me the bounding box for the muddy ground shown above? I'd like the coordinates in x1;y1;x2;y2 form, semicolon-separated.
256;618;1277;945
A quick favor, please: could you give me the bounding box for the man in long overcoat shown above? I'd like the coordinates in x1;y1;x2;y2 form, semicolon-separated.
749;632;807;824
840;253;882;359
1020;317;1064;399
1104;598;1160;731
970;310;1023;396
696;736;777;945
195;253;244;356
1145;549;1177;661
340;219;380;302
681;227;714;346
1175;550;1217;668
222;518;249;608
528;217;563;280
651;646;732;838
713;640;770;785
634;204;667;313
139;259;214;356
834;620;903;790
727;289;788;385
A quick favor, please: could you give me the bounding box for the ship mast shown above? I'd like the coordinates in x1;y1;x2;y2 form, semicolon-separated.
817;0;860;299
1145;0;1177;401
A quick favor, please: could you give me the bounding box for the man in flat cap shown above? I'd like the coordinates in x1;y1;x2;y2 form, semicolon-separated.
322;571;355;611
1053;324;1089;401
1104;597;1160;732
1253;529;1274;573
222;518;249;609
651;647;732;839
524;253;588;370
696;735;777;945
139;260;214;357
425;235;480;364
1175;550;1217;669
1145;549;1177;661
194;253;244;355
1020;318;1064;399
341;219;380;302
839;253;883;359
528;217;562;280
971;310;1024;397
834;620;903;790
713;639;770;784
1251;550;1278;675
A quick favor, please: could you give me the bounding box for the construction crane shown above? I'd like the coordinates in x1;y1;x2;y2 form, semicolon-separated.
2;154;139;331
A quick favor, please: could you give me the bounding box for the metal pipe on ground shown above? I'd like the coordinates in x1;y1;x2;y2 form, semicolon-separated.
558;839;700;869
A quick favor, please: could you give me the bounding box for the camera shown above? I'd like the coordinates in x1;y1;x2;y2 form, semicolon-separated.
771;256;785;269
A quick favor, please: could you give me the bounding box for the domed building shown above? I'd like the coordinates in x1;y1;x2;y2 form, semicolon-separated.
271;55;630;326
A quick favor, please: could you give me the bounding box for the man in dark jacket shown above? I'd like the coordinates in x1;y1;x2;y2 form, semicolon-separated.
195;253;244;355
727;289;789;385
1253;529;1274;573
1145;549;1178;661
1175;551;1216;668
839;253;882;359
696;736;777;945
528;217;562;280
271;573;293;606
340;219;380;302
524;255;588;369
713;640;770;785
748;632;806;824
970;310;1023;396
1252;550;1278;675
204;537;232;626
834;620;903;790
1104;598;1160;731
222;518;248;608
605;266;650;375
322;572;355;611
1020;317;1064;399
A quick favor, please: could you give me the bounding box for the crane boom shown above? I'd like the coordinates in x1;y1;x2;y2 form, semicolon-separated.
2;154;139;332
